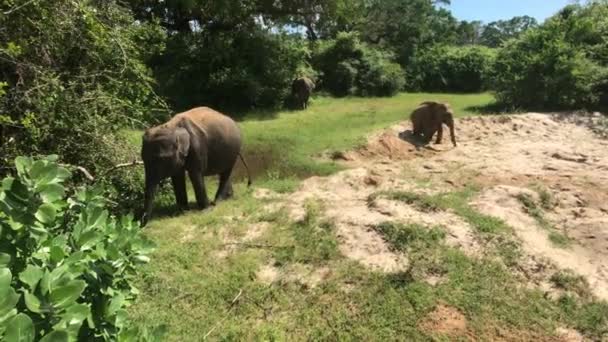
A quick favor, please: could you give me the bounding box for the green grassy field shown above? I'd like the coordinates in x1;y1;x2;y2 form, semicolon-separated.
127;93;608;341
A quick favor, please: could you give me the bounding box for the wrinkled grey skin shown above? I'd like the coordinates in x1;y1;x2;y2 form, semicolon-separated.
410;101;457;147
291;77;315;110
140;107;250;226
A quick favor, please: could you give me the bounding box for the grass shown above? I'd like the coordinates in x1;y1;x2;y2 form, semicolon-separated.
126;94;608;341
550;270;592;297
124;93;494;185
516;193;571;247
372;188;511;234
130;191;608;340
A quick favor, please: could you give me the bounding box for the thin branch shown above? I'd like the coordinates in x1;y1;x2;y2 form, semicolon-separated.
203;289;243;340
222;242;291;250
102;160;144;177
60;164;95;181
3;0;38;15
61;160;144;182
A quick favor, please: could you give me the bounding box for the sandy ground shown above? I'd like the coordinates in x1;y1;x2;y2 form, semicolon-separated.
278;112;608;304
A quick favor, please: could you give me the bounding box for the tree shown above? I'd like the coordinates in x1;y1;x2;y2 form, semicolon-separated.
456;20;484;45
354;0;457;66
480;15;538;47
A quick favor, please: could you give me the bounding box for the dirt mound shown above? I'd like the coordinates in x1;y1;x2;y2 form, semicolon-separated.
419;304;468;338
288;113;608;301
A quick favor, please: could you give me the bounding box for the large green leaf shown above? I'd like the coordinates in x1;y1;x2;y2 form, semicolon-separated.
59;304;90;338
35;203;57;225
0;253;10;268
65;304;89;322
14;157;31;177
23;292;41;313
50;280;86;309
2;178;29;204
19;265;44;290
77;230;102;250
0;268;11;295
106;293;125;317
50;246;65;264
4;313;34;342
38;184;65;203
29;161;49;182
39;331;68;342
0;287;20;320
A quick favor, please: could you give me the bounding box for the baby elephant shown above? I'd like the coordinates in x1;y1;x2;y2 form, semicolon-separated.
291;76;315;110
410;101;457;147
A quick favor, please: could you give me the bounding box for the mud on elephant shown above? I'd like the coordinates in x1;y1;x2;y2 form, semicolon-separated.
140;107;251;226
410;101;457;147
291;76;315;110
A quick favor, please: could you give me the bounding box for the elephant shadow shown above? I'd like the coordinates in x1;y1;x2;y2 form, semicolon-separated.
398;129;442;152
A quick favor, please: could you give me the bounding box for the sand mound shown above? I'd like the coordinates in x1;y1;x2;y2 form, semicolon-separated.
280;113;608;300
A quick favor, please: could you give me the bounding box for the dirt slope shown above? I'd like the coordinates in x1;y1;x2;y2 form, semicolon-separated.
284;112;608;301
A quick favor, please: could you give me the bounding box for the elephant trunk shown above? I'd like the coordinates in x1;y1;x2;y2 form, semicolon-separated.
142;178;158;227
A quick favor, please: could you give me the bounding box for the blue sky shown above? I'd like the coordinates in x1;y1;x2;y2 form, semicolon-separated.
446;0;573;23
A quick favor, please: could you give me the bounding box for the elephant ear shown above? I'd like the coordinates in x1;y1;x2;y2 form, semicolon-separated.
175;127;190;160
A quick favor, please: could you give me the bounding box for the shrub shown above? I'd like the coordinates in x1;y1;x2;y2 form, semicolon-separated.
0;1;166;203
153;29;309;113
491;2;608;111
313;32;406;97
357;52;407;97
409;45;496;92
0;156;158;341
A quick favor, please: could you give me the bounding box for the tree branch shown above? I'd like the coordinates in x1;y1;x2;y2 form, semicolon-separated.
61;160;144;182
3;0;38;15
203;289;243;340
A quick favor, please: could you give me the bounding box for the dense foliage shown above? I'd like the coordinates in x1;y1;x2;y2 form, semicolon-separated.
492;2;608;110
409;45;496;92
0;0;165;174
0;156;158;341
313;33;405;97
153;29;309;112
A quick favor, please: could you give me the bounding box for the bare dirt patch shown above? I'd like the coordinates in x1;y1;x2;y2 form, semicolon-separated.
419;304;468;338
287;113;608;301
255;260;332;288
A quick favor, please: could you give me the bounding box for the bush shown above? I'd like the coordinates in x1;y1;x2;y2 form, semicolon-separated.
313;32;405;97
0;1;166;190
491;2;608;111
0;156;159;341
409;45;496;92
153;29;309;113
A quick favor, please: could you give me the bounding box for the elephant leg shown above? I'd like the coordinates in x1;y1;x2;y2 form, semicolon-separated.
435;124;443;144
188;170;210;210
214;169;234;202
412;125;421;137
423;128;435;144
171;171;188;211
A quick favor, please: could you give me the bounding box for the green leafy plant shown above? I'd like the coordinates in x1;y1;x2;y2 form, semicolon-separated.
0;156;159;341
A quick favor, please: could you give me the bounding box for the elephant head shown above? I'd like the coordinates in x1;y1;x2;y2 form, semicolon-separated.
140;126;190;225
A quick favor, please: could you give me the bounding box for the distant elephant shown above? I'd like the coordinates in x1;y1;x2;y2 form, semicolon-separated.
140;107;251;226
410;101;457;147
291;77;315;110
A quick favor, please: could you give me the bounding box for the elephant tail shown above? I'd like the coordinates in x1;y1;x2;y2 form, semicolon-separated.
238;153;253;187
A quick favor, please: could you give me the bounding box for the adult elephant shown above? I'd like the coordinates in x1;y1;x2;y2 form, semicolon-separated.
140;107;251;226
410;101;457;147
291;76;315;110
